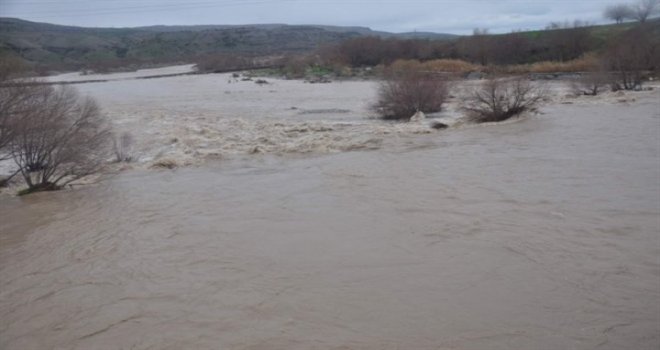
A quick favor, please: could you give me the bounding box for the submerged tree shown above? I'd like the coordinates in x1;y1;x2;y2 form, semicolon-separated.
0;55;28;159
604;24;659;90
0;86;21;159
0;55;30;186
570;71;612;96
373;67;450;120
10;85;111;194
463;77;546;123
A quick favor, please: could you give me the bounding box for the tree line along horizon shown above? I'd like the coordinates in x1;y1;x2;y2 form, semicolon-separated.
192;0;659;81
0;0;657;75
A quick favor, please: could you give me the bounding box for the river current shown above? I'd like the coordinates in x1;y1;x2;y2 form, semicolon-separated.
1;76;659;349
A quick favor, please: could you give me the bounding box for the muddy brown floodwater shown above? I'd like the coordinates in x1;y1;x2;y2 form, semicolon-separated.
1;74;659;349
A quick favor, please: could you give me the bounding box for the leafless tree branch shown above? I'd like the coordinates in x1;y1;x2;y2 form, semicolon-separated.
462;77;547;123
373;68;450;120
9;85;111;194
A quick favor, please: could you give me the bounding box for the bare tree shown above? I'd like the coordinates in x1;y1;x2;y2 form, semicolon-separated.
570;72;612;96
604;4;634;23
373;69;450;120
463;77;546;123
603;25;658;90
0;84;45;162
0;85;20;186
0;55;28;159
632;0;659;22
0;86;21;159
10;85;111;194
0;56;31;186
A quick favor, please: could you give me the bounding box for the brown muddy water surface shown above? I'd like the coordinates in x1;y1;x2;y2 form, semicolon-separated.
1;74;660;349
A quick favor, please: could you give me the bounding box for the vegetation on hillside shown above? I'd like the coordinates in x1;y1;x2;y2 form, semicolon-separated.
196;17;659;84
2;0;658;79
0;18;454;74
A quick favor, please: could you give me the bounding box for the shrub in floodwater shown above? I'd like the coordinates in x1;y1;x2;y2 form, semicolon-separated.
602;24;659;91
462;77;546;123
9;85;111;195
373;68;450;120
0;55;31;159
570;71;611;96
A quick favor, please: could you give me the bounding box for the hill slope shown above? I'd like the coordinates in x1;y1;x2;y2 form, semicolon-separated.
0;18;456;71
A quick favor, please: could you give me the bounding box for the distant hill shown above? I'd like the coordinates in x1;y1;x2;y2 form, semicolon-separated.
0;18;457;71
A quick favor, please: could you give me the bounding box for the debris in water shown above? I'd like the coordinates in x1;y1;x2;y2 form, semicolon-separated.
429;121;449;129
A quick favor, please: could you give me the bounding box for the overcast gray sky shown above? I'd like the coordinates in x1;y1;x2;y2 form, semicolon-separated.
0;0;627;34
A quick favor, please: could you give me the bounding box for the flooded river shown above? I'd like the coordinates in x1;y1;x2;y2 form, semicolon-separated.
1;74;659;349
